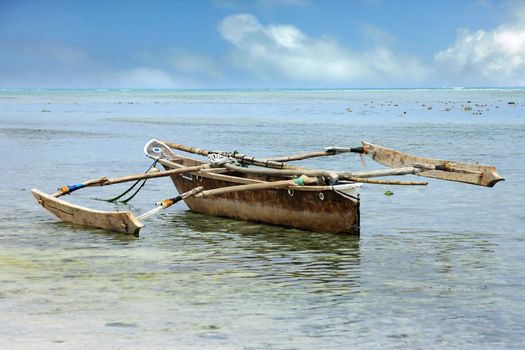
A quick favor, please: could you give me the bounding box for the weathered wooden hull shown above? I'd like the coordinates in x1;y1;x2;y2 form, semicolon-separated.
163;156;361;235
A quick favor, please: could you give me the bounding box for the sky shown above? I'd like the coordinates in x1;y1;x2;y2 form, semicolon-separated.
1;0;524;88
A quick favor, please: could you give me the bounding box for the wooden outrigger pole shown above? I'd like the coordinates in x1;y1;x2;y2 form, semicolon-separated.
162;140;504;187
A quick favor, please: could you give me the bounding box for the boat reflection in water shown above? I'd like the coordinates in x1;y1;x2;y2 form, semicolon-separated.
167;210;362;294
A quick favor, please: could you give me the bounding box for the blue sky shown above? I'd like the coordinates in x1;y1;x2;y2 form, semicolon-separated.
1;0;523;88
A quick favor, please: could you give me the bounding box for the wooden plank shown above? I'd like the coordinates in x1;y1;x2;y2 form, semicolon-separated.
32;189;144;235
362;142;504;187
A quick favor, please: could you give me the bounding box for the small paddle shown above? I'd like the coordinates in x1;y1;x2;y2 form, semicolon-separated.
267;146;364;162
137;186;204;220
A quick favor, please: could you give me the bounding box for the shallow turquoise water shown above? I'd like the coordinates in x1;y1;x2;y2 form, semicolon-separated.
1;89;524;349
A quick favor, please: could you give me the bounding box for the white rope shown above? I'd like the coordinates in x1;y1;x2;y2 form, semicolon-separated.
207;153;240;167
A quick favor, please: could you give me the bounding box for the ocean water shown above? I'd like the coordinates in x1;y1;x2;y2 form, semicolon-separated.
0;88;524;349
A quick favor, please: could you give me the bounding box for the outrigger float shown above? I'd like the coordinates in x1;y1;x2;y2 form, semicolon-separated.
32;139;504;236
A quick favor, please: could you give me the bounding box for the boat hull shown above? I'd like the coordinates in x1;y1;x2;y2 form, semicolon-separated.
164;159;360;235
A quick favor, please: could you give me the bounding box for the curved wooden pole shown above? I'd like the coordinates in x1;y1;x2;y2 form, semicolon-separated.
268;146;364;162
195;175;319;198
161;140;301;170
221;162;423;180
52;165;209;197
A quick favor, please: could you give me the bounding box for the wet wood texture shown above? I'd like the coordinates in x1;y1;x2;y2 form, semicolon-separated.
32;189;144;235
161;155;361;235
362;142;504;187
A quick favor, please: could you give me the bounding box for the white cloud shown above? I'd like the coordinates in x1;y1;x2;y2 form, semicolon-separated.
435;3;525;85
218;14;429;86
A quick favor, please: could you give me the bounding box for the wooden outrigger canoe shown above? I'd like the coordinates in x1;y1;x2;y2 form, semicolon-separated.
144;140;361;234
32;139;504;236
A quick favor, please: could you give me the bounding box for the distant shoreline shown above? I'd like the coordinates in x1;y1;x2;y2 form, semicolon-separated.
2;87;525;92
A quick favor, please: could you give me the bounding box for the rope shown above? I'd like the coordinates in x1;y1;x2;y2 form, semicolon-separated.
331;185;359;200
207;153;242;167
98;160;158;203
117;178;149;203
